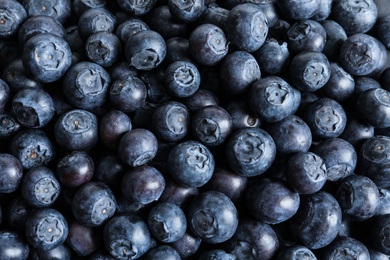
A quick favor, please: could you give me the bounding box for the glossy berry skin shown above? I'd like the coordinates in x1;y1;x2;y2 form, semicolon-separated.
117;128;158;167
25;208;69;251
163;61;200;98
54;109;98;151
289;191;342;249
289;51;331;92
151;101;190;142
225;4;268;53
56;151;95;188
187;191;238;243
248;76;300;123
125;30;166;71
159;177;199;208
335;174;380;221
246;178;300;224
117;0;157;16
72;181;117;227
287;20;326;54
0;230;30;259
225;99;261;130
225;218;279;260
219;51;261;96
115;18;149;44
0;0;27;39
183;89;219;112
303;98;347;139
275;0;319;20
85;31;121;67
276;245;317;260
285;152;327;194
62;61;111;111
253;38;290;75
22;33;72;83
2;58;43;92
321;62;355;102
171;229;201;258
320;236;370;259
147;202;187;243
191;105;232;147
0;76;9;111
12;88;54;128
168;0;205;23
103;214;153;260
21;166;61;208
331;0;378;35
66;220;101;256
77;7;116;41
339;33;387;77
312;138;357;182
188;23;228;66
358;135;390;188
225;127;276;177
321;20;348;61
356;88;390;128
31;244;72;260
10;129;55;170
121;165;165;204
143;245;181;260
0;153;23;193
100;110;132;149
265;115;312;154
167;140;215;188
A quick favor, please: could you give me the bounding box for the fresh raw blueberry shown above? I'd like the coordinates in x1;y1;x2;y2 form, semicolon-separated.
0;75;10;111
31;244;72;260
93;153;125;190
143;245;181;260
100;109;132;149
159;176;199;208
339;114;374;149
267;18;290;42
253;38;290;75
56;151;95;188
219;51;261;96
25;208;69;251
2;58;43;92
265;115;312;154
77;7;116;41
168;0;205;23
121;165;165;205
117;128;158;167
256;1;279;27
320;20;348;61
54;109;99;151
10;129;55;170
103;214;153;259
225;99;261;130
0;153;23;193
22;33;72;83
370;214;390;255
303;97;347;139
125;30;166;71
115;18;149;44
188;23;228;66
356;88;390;128
0;0;27;39
148;202;187;243
288;191;342;249
171;230;202;258
199;249;236;260
331;0;378;35
339;33;388;77
191;105;232;147
187;191;239;243
23;0;71;25
116;0;157;16
275;0;319;20
72;0;107;17
225;127;276;177
165;37;191;64
285;152;327;194
85;31;121;67
12;88;55;128
7;196;32;231
375;188;390;216
141;67;173;104
321;62;355;102
319;236;370;259
275;245;317;260
289;51;331;92
224;217;279;260
183;89;219;112
335;174;380;221
287;20;327;54
89;249;117;260
151;101;190;142
198;5;229;30
21;166;61;208
312;0;332;20
62;61;111;111
72;181;117;227
66;220;102;256
225;3;268;52
376;13;390;49
358;135;390;188
64;25;85;53
167;140;215;187
0;230;30;259
108;61;138;82
248;76;300;123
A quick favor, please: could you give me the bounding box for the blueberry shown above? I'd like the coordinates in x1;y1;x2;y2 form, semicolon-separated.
199;249;236;260
357;88;390;128
23;0;71;25
0;230;30;259
287;20;327;54
319;236;370;259
253;38;290;75
312;0;332;20
375;13;390;49
0;153;23;193
143;245;181;260
320;20;348;61
31;244;72;260
276;245;317;260
66;220;102;256
85;31;122;67
187;191;239;243
320;62;355;102
0;75;10;111
198;5;229;30
183;89;219;112
224;99;261;130
225;127;276;177
275;0;319;20
171;230;202;258
168;0;205;23
167;140;215;187
0;0;27;39
94;153;126;190
339;114;374;150
115;18;149;44
159;176;199;208
72;0;107;18
77;7;116;41
100;109;132;149
165;37;191;64
116;0;157;16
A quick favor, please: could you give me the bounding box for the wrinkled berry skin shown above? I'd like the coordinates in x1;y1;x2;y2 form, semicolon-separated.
289;191;342;249
187;191;239;244
320;236;370;259
0;0;27;39
225;218;279;260
0;230;30;259
246;178;300;224
225;127;276;177
0;153;23;193
370;214;390;255
167;140;215;188
225;3;268;52
357;88;390;129
335;174;380;221
103;214;153;260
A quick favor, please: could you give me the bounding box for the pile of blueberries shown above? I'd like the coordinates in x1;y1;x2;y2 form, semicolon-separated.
2;0;390;259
